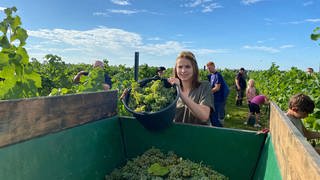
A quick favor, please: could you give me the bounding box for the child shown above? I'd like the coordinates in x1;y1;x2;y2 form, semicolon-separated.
247;95;269;128
245;79;257;126
246;79;257;104
286;93;320;154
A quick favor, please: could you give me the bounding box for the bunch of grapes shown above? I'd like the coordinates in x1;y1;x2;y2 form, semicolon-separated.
105;148;228;179
128;80;176;112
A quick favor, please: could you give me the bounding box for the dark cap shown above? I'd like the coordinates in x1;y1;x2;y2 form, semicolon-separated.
240;67;245;71
157;66;166;72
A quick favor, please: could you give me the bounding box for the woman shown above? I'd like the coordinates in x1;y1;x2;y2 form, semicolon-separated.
168;51;213;125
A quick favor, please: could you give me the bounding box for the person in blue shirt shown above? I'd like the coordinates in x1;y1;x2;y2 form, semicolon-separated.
206;61;229;127
73;60;112;90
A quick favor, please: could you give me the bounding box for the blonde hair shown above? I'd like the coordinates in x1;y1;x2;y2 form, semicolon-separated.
174;51;200;89
248;79;255;87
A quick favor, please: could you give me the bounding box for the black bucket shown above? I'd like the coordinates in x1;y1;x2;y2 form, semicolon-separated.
122;78;179;131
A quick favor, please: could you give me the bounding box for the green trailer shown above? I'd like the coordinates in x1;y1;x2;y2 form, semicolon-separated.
0;91;319;179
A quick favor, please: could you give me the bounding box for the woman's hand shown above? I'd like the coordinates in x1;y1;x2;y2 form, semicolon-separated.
167;77;180;86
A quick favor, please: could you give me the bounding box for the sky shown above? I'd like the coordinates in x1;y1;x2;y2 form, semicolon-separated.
1;0;320;71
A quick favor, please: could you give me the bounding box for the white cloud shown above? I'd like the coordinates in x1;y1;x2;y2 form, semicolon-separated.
0;7;6;11
303;1;313;6
26;27;224;65
202;3;223;13
243;45;279;53
93;12;110;17
139;41;184;55
93;9;162;16
305;18;320;22
279;44;294;49
287;21;303;25
193;48;229;54
107;9;141;15
241;0;264;5
183;0;222;13
184;0;204;8
286;18;320;24
28;27;143;49
110;0;130;6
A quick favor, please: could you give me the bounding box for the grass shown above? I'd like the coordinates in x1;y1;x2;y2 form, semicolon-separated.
223;87;270;131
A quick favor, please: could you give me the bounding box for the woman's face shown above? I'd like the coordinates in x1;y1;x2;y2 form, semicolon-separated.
176;57;194;82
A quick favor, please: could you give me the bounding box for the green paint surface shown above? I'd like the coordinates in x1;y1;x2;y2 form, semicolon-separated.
254;135;282;180
0;117;125;180
0;116;283;180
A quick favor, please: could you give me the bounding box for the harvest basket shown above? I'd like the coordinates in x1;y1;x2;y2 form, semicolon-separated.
122;78;179;131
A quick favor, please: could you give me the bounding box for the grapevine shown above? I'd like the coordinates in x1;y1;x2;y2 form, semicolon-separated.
0;7;41;100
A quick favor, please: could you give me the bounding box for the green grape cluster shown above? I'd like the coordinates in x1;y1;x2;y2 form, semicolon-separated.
128;80;176;112
105;148;228;179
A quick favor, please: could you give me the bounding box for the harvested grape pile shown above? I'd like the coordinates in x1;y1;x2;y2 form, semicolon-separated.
105;148;228;179
128;80;176;112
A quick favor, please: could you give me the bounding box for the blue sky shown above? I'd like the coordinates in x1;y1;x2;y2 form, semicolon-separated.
1;0;320;70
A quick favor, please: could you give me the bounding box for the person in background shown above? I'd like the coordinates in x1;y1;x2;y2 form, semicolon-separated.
73;60;112;90
167;51;214;125
286;93;320;154
246;79;257;106
306;67;314;75
245;79;258;125
154;66;166;79
206;61;229;127
235;67;246;106
247;94;269;128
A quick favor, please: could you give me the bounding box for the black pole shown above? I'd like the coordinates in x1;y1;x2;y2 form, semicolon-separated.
134;52;139;81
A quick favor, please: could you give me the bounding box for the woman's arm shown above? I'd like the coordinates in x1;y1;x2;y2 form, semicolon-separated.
168;78;211;122
179;89;211;122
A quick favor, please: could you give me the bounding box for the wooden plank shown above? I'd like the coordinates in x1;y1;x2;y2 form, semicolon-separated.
270;102;320;179
0;91;118;148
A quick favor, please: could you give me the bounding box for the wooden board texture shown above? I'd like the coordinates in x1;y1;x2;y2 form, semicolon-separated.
270;102;320;180
0;91;117;148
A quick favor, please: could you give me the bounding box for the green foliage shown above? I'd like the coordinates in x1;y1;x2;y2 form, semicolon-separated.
311;27;320;44
0;7;41;100
30;55;82;96
128;80;176;112
76;68;105;92
105;148;228;179
139;64;157;80
250;63;320;131
48;67;106;96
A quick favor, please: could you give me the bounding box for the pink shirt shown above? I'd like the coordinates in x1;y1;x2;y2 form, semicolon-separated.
250;95;266;105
